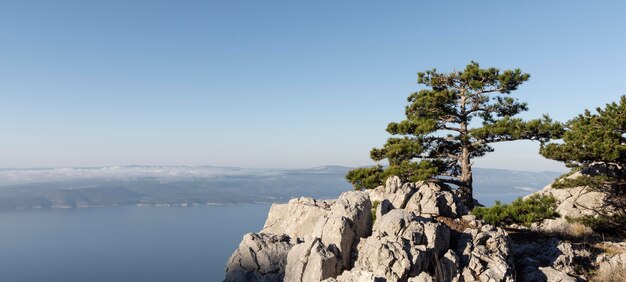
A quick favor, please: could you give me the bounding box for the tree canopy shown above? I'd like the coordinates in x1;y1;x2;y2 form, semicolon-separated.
347;62;562;209
540;96;626;230
540;96;626;168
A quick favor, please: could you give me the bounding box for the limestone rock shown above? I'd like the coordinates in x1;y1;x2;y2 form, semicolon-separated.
521;266;577;282
372;209;424;238
331;191;373;239
385;175;403;193
285;238;342;282
368;176;416;209
405;181;467;218
321;269;382;282
353;235;413;281
375;199;392;222
372;210;450;258
311;214;356;269
262;197;333;238
456;225;514;282
225;233;294;282
438;250;460;282
512;237;590;281
354;209;452;280
530;164;615;219
407;272;435;282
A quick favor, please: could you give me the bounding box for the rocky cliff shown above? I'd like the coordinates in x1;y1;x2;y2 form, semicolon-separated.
224;175;625;282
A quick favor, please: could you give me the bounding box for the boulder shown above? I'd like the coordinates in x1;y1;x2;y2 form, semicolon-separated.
353;210;452;280
536;183;607;218
331;191;373;239
262;197;333;238
368;176;416;209
285;238;342;282
311;214;356;269
225;233;294;282
405;181;467;218
456;225;514;282
372;210;450;258
530;164;617;219
353;235;413;281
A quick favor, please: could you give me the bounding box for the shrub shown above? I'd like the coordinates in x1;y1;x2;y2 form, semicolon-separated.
371;200;380;224
472;194;559;226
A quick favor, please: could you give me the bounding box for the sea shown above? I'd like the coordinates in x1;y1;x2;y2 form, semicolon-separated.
0;204;272;282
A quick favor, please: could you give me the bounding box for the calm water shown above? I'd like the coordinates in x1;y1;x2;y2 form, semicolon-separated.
0;204;272;282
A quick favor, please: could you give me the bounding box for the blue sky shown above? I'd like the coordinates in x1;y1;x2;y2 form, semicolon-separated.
1;1;625;171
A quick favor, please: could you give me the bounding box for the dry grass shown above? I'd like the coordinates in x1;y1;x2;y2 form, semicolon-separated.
552;222;594;239
595;241;626;256
591;240;626;282
591;263;626;282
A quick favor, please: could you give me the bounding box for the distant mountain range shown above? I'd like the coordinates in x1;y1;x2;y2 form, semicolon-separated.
0;165;562;211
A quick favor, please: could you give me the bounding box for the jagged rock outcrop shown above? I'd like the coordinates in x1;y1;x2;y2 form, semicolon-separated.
225;233;294;282
353;210;449;279
512;237;589;281
456;225;515;282
310;214;356;269
368;176;417;209
285;237;342;282
262;197;334;238
353;235;414;280
372;210;450;259
404;181;468;218
331;191;373;239
225;176;546;282
531;164;617;219
534;180;607;219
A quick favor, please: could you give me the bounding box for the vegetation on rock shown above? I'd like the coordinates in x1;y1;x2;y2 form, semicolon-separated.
541;96;626;232
471;194;559;226
346;62;562;208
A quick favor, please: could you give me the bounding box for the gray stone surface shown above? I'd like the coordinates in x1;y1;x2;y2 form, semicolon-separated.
353;235;413;281
262;197;333;239
311;214;356;270
456;225;515;282
331;191;373;239
285;238;342;282
321;269;382;282
405;181;467;218
225;233;294;282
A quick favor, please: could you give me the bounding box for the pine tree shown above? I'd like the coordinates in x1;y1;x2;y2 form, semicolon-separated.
540;96;626;168
540;96;626;230
347;62;562;209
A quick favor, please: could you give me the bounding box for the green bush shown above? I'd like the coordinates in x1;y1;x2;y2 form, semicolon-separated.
371;200;380;224
472;194;559;226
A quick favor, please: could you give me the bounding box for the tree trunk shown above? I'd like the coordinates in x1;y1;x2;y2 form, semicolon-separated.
459;147;474;210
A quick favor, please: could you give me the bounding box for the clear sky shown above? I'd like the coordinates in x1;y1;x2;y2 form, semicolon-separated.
1;1;625;171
